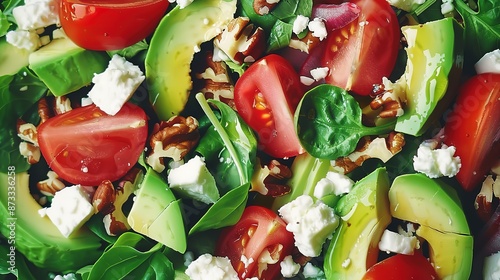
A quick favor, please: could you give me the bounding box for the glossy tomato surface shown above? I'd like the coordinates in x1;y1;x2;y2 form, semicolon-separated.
37;102;148;186
442;73;500;191
234;54;305;158
59;0;169;50
215;206;295;280
362;253;438;280
321;0;400;95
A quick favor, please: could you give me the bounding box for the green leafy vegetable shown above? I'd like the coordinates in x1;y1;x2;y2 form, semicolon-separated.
0;10;9;37
295;84;395;160
455;0;500;70
267;19;293;52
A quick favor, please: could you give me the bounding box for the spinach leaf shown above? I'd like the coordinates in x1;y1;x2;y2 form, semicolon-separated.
0;68;47;172
267;19;293;52
455;0;500;70
188;183;249;235
295;84;395;160
1;0;23;26
84;232;174;280
0;10;9;36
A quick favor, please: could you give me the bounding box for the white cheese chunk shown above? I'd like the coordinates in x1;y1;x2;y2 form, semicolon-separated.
293;15;309;35
12;0;59;31
6;30;41;52
308;18;327;41
38;185;94;238
378;229;419;255
280;255;300;278
278;195;339;257
475;49;500;74
88;54;145;115
310;67;329;81
413;142;461;178
314;171;354;199
185;253;239;280
484;251;500;280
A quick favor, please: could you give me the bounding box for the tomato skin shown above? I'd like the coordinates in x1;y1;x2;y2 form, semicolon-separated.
321;0;400;95
362;253;438;280
442;73;500;191
59;0;169;50
215;206;295;280
234;54;305;158
37;102;148;186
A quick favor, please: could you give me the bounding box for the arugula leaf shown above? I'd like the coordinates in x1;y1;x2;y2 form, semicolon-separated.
295;84;395;160
0;68;47;172
455;0;500;70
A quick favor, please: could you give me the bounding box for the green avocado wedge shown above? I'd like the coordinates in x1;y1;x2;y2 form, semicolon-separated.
0;172;102;272
395;17;464;136
324;168;391;279
145;0;237;120
389;174;473;280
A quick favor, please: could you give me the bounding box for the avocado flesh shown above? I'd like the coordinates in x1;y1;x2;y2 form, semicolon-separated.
145;0;237;120
389;174;473;280
127;169;186;253
28;37;109;96
0;172;102;271
324;168;391;279
0;38;30;76
395;17;463;136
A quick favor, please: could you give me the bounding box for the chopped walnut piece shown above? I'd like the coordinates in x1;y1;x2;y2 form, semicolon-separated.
253;0;279;15
54;95;72;115
288;32;321;54
92;180;116;215
475;175;496;222
37;171;66;196
38;96;53;124
332;132;405;174
251;158;292;197
214;17;266;65
17;120;38;146
146;116;200;173
19;142;40;164
370;77;406;118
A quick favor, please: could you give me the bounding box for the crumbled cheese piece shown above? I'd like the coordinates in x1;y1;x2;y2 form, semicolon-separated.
38;185;94;238
185;253;239;280
175;0;194;9
278;195;339;257
413;142;461;178
314;171;354;199
293;15;309;35
88;54;145;115
12;0;59;30
386;0;425;12
484;251;500;280
300;76;315;86
81;97;93;107
280;255;300;278
308;18;327;41
475;49;500;74
6;30;41;52
378;229;419;255
310;67;329;81
301;263;325;279
441;0;454;15
53;273;77;280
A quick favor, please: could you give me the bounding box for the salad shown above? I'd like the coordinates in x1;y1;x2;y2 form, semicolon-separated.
0;0;499;279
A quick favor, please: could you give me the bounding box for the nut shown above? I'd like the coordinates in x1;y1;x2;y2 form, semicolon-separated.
288;32;321;54
253;0;279;15
54;95;72;115
19;142;40;164
475;175;495;222
17;120;38;146
370;77;406;118
250;158;292;197
92;180;116;215
214;17;266;65
37;171;66;196
146;116;200;172
38;96;53;124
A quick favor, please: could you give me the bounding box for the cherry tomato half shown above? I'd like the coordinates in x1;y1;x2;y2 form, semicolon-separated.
234;54;305;158
215;206;295;280
442;73;500;191
362;253;438;280
321;0;400;95
59;0;169;50
37;102;148;186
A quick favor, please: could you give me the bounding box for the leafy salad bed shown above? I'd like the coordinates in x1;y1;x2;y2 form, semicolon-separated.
0;0;499;279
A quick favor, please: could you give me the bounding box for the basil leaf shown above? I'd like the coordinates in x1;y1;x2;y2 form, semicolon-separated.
455;0;500;70
295;84;395;160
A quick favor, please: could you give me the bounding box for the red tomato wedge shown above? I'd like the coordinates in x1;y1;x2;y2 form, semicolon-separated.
362;253;438;280
215;206;295;280
59;0;169;50
234;54;305;158
37;102;148;186
443;73;500;191
321;0;400;95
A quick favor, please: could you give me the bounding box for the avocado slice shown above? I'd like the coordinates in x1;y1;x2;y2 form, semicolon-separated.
395;17;464;136
145;0;237;120
323;168;391;279
127;168;186;253
28;37;109;96
0;172;102;271
0;38;30;76
389;174;473;280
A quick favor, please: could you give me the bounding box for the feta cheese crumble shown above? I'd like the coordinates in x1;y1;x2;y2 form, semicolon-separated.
6;30;41;52
280;255;300;278
278;195;339;257
441;0;454;15
185;253;239;280
38;185;94;238
484;251;500;280
12;0;59;31
413;141;461;178
378;229;419;255
88;54;145;115
314;171;354;199
475;49;500;74
308;18;328;41
293;15;309;35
